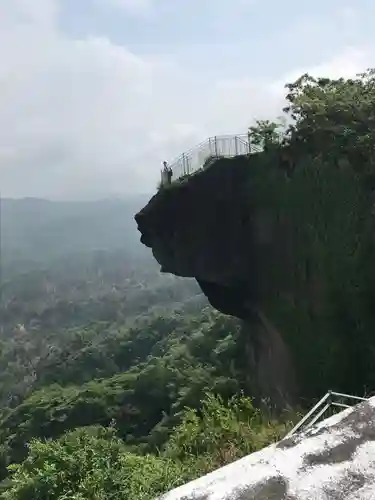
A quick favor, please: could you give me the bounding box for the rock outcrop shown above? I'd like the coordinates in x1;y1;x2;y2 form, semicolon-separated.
135;156;281;320
135;152;366;405
158;396;375;500
135;154;300;405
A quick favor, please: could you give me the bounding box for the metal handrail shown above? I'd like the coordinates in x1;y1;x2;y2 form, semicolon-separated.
285;390;368;438
169;134;251;165
163;133;262;183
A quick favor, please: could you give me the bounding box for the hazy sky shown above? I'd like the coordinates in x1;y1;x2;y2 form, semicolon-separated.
0;0;374;199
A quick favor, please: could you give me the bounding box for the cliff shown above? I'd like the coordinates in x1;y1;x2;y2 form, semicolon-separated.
136;154;292;318
135;151;368;406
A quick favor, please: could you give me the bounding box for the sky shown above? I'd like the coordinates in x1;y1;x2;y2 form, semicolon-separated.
0;0;374;200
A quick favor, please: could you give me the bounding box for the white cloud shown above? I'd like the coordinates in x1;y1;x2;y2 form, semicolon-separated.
269;47;370;98
0;0;372;199
286;47;368;83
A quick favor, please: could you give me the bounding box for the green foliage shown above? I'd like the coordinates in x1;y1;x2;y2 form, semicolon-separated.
248;119;286;149
248;154;373;397
2;426;187;500
283;70;375;177
3;394;295;500
0;308;256;479
164;393;293;468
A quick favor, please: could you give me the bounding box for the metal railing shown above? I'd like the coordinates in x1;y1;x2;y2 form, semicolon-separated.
162;133;262;183
285;390;368;438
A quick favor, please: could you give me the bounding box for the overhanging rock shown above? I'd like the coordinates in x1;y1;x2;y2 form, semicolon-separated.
159;397;375;500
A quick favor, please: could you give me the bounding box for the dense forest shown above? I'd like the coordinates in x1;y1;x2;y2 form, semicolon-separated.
0;197;295;499
2;69;375;499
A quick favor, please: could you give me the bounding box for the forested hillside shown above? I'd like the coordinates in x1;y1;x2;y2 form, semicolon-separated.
0;198;294;499
0;197;150;279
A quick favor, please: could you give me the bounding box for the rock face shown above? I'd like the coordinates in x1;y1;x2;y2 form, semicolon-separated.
135;151;370;404
135;156;279;320
135;155;298;405
135;153;367;404
159;397;375;500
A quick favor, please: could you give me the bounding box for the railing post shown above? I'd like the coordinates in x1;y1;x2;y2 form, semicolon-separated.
285;391;331;438
214;136;218;156
247;131;251;154
234;135;238;155
182;153;186;175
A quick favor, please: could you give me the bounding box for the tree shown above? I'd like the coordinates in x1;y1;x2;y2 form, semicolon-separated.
248;119;286;150
283;70;375;179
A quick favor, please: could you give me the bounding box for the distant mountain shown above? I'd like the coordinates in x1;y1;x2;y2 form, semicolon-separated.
0;196;151;279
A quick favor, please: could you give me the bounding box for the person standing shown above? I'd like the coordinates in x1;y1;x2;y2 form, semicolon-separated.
163;161;173;184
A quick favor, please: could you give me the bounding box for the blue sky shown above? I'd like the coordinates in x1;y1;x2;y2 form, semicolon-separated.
0;0;374;199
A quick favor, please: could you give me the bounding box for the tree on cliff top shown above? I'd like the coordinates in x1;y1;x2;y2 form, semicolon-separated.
249;69;375;186
248;119;286;150
283;69;375;173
